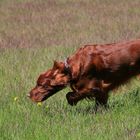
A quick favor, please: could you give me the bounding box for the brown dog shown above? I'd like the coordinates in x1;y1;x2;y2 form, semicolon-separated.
29;39;140;109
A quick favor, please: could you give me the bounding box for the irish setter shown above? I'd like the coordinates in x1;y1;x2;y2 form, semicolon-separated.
29;39;140;109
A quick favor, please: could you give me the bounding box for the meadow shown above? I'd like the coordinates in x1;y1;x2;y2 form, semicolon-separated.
0;0;140;140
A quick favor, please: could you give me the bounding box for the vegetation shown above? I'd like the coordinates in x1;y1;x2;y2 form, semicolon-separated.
0;0;140;140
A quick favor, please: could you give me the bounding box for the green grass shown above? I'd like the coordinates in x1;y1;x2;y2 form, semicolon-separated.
0;0;140;140
0;48;140;140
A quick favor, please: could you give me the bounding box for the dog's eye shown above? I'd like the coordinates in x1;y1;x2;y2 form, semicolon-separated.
43;85;48;88
37;83;43;86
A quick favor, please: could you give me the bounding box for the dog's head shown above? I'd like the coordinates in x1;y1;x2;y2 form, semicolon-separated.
29;61;70;102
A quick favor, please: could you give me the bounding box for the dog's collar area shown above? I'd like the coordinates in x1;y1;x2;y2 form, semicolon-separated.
64;59;72;79
64;59;69;69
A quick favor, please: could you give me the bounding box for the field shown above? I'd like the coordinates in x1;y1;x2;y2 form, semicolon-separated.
0;0;140;140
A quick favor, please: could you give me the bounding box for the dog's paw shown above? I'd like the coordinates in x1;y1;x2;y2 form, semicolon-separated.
66;92;78;106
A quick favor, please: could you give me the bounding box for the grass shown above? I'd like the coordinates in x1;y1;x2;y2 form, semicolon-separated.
0;0;140;140
0;48;140;140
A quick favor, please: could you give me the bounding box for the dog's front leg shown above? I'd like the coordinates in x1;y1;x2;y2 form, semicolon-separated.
66;91;87;106
94;90;109;111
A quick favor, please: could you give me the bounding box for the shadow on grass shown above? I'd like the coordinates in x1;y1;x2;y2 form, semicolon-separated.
41;88;140;117
42;100;110;117
109;88;140;109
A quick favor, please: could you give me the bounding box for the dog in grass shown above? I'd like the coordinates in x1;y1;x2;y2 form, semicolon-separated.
29;39;140;109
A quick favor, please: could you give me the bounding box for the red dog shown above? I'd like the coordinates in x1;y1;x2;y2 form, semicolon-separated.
29;39;140;109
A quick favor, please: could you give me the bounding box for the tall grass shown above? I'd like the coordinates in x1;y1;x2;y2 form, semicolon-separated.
0;0;140;140
0;48;140;140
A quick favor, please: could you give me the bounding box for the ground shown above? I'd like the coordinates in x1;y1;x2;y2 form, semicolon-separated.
0;0;140;140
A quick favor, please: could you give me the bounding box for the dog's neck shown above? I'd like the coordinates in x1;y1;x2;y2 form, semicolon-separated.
64;59;69;69
64;58;72;83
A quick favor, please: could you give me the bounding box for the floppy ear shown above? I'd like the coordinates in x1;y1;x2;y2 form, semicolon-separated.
50;80;65;86
50;78;67;86
53;61;65;71
53;61;59;68
50;71;68;86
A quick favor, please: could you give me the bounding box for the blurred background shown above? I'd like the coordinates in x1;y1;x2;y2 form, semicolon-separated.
0;0;140;49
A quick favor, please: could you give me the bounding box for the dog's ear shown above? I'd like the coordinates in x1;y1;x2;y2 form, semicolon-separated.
50;80;65;86
53;61;65;71
50;74;68;86
53;61;60;68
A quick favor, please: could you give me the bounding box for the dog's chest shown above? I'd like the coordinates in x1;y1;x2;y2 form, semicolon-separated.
70;78;101;92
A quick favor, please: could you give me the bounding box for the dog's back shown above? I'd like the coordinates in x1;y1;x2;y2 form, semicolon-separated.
68;39;140;88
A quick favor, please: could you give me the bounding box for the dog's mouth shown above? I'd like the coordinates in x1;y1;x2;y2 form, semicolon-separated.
28;91;53;102
28;86;64;102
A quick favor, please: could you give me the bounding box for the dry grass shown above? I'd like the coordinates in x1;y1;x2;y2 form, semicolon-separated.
0;0;140;48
